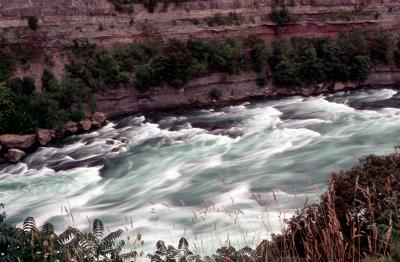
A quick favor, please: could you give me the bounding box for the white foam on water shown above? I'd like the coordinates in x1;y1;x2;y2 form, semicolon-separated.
3;88;400;256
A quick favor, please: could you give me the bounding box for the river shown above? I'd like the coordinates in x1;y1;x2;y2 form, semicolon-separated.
1;88;400;255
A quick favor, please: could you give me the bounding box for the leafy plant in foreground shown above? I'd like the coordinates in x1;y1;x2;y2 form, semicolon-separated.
0;208;136;261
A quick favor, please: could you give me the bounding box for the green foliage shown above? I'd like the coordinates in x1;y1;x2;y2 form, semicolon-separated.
151;40;193;87
256;72;268;87
28;16;39;31
69;37;259;91
41;69;58;93
209;88;222;99
206;12;244;27
89;95;98;113
0;49;15;82
111;0;185;13
268;32;373;86
0;209;137;261
0;71;90;134
369;29;394;64
269;9;296;25
0;86;17;134
245;34;270;73
148;238;254;262
394;50;400;67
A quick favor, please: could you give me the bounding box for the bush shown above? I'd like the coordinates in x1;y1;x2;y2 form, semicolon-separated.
0;212;137;261
246;35;269;73
41;69;58;93
27;16;39;31
369;29;394;64
0;50;15;82
256;72;268;87
268;34;374;86
269;9;296;25
206;12;244;27
394;50;400;67
0;72;92;135
209;88;222;99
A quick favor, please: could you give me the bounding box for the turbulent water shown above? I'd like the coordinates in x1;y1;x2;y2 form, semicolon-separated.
1;88;400;254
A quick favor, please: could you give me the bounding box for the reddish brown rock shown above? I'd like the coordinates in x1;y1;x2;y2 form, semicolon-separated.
334;82;346;92
65;121;78;133
92;121;102;128
6;149;26;163
0;134;37;149
80;120;92;131
92;112;107;125
37;129;52;146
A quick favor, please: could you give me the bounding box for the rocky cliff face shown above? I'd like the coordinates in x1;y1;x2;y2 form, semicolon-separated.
1;0;399;48
1;0;400;110
1;0;399;82
94;67;400;117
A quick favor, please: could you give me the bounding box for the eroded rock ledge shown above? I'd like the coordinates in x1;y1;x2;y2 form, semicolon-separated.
1;67;399;163
0;112;107;163
94;67;400;117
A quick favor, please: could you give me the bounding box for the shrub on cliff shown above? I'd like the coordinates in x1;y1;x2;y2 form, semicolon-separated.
268;9;296;25
27;16;39;31
206;12;244;27
245;34;270;73
0;86;17;134
394;50;400;67
269;33;373;86
209;88;222;99
0;73;91;134
368;29;395;64
151;40;193;88
68;37;254;91
0;50;15;82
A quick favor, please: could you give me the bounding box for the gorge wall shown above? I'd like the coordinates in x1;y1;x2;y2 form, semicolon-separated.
1;0;400;49
94;67;400;117
1;0;400;109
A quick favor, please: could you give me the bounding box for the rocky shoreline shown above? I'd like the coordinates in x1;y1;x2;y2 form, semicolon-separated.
94;67;400;117
2;67;399;164
0;112;107;163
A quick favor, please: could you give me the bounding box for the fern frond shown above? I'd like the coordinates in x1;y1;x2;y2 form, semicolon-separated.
41;222;55;235
101;229;123;246
23;217;36;232
0;211;7;223
57;226;79;245
178;237;189;250
0;233;22;246
93;218;104;239
156;240;166;251
120;250;138;260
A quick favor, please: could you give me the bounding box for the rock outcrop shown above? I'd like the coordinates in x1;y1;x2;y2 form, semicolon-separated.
79;120;92;131
93;67;400;117
37;129;52;146
91;112;107;125
65;121;79;133
0;112;108;163
6;149;26;163
0;134;37;149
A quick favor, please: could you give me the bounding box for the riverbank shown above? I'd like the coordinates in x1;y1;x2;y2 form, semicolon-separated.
1;66;400;163
94;67;400;117
0;112;108;163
